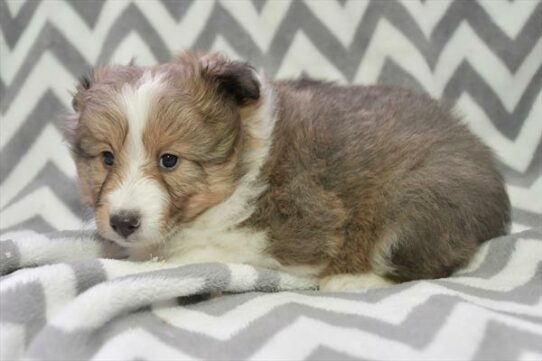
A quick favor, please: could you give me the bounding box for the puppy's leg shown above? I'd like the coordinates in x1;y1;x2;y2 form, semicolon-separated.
319;272;395;292
375;161;509;282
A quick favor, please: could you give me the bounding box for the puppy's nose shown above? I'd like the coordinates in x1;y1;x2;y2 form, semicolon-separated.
110;212;141;238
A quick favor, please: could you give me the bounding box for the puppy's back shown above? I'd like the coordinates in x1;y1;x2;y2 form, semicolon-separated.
251;80;510;280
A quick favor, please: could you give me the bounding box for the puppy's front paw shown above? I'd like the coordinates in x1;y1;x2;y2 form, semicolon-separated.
319;273;394;292
101;241;129;259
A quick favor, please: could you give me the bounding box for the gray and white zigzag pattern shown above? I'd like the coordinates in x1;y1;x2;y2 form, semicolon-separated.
0;0;541;233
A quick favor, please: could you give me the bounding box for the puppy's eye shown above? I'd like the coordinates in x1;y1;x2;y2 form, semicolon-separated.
102;151;114;167
159;154;179;170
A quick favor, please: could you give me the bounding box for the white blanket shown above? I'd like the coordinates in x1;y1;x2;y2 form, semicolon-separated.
1;228;540;360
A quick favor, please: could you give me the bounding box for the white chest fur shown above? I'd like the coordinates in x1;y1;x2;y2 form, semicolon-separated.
163;225;278;269
160;225;324;279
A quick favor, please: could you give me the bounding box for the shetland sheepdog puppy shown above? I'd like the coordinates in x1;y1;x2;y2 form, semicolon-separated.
66;52;510;291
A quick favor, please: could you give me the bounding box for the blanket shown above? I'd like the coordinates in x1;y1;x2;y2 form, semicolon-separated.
1;228;541;360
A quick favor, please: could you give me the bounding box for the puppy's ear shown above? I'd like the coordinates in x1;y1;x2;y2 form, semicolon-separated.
200;53;260;106
65;70;94;145
71;71;93;112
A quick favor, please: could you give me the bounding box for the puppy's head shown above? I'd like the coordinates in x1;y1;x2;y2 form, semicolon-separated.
66;52;262;247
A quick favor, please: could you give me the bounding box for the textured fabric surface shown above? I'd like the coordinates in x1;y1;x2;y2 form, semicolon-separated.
0;228;541;360
1;0;541;360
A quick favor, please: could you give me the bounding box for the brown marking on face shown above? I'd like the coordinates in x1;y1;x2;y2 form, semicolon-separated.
139;61;251;233
71;89;128;205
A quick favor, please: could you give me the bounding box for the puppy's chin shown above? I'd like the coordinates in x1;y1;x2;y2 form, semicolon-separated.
98;229;163;249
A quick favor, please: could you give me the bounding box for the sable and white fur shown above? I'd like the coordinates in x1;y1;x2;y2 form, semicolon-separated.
67;52;510;291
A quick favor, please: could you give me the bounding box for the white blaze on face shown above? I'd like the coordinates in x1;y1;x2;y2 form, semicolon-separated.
107;72;168;245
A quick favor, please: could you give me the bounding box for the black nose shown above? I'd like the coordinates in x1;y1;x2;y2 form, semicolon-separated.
109;212;141;238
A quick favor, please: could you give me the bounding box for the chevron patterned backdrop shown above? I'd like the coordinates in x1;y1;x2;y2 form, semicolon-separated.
0;0;541;234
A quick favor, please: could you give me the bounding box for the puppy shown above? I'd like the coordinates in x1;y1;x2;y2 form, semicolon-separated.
66;52;510;291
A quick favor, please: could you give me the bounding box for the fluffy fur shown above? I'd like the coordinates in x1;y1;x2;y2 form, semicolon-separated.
67;52;510;291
